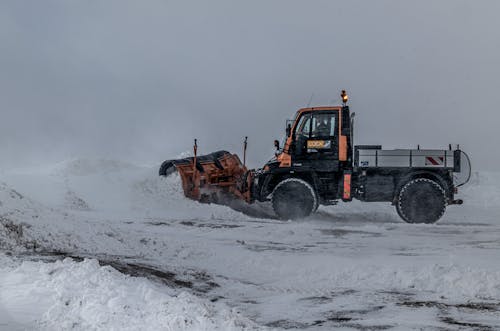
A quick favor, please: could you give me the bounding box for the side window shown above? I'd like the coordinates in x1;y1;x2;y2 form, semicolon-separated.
294;114;311;137
311;113;337;138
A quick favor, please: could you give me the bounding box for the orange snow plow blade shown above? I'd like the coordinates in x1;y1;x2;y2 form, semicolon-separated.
159;150;253;204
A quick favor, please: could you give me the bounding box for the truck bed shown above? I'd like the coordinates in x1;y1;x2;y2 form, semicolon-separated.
355;145;459;170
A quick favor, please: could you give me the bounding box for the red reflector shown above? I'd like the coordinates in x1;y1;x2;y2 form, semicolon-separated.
343;174;352;200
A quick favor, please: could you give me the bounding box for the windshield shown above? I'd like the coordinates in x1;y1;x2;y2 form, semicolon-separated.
276;111;302;152
280;111;299;149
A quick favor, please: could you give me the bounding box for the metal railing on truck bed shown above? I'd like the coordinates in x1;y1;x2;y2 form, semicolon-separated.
355;145;459;170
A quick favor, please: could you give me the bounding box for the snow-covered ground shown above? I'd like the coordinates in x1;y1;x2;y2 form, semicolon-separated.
0;256;257;331
1;158;499;330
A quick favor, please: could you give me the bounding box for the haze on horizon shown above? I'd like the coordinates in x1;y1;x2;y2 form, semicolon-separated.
1;0;499;171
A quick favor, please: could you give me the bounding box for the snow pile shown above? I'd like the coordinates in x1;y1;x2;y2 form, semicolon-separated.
54;158;250;221
0;255;260;331
0;180;107;254
0;182;48;251
1;157;250;221
131;172;250;221
0;157;254;263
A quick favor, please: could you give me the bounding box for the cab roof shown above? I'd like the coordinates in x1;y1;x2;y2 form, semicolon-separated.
296;106;342;116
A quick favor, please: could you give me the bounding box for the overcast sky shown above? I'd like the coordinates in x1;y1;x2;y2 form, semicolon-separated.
1;0;499;170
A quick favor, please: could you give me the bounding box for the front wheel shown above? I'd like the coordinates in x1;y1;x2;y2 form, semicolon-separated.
272;178;318;220
396;178;447;224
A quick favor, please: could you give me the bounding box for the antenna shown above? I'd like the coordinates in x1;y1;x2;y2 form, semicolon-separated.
193;139;198;172
243;136;248;167
306;93;314;107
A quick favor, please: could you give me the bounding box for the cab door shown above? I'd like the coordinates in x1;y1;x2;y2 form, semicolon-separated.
293;111;339;171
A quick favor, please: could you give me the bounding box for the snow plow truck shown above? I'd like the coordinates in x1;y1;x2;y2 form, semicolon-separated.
159;91;470;223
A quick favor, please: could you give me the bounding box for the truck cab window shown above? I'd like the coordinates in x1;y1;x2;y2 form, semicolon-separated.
311;113;336;138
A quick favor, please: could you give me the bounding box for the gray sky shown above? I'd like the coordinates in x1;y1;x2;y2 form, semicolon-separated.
1;0;499;170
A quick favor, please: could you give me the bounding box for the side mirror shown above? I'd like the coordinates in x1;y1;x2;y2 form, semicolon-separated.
286;124;291;137
274;140;280;151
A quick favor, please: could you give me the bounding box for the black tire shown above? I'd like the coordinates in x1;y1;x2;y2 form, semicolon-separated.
159;160;177;177
271;178;318;220
396;178;446;224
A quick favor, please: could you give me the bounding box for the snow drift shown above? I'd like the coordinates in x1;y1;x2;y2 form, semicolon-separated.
0;256;259;331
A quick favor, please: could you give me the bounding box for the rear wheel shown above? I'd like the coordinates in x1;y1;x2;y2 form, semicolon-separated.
272;178;318;220
396;178;446;224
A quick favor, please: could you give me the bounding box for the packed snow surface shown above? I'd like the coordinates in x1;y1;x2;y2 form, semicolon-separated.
1;158;500;330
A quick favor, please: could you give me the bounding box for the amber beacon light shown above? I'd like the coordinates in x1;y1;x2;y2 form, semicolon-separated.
341;90;348;105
